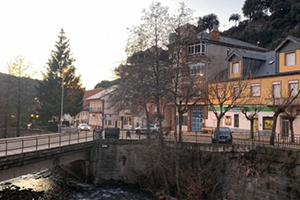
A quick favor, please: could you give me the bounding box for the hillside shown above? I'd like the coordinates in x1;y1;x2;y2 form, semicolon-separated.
223;0;300;50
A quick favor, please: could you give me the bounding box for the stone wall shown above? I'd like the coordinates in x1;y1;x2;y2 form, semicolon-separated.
88;140;300;199
89;140;147;184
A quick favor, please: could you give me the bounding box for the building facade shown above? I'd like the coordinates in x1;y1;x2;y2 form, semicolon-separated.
206;36;300;137
166;24;267;132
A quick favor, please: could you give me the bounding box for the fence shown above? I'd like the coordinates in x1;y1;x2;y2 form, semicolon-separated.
1;129;300;158
0;131;94;157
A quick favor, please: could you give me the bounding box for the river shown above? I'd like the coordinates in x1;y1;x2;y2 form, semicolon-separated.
0;167;155;200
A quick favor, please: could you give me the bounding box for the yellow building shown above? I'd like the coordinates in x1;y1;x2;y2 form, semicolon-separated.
206;36;300;137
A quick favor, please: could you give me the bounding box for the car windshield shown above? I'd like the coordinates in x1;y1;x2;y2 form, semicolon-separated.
80;123;88;127
214;128;231;135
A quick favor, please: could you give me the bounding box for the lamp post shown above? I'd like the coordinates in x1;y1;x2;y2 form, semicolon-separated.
60;68;68;133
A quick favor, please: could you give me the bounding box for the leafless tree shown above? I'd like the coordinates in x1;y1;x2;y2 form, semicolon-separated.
241;105;263;139
111;51;153;137
267;88;300;145
6;56;36;137
284;106;300;143
202;78;249;142
168;3;201;143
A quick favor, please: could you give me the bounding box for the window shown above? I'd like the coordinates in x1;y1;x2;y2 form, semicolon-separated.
251;84;261;97
233;86;240;97
232;62;239;74
272;82;281;98
189;62;205;76
234;114;239;128
188;41;206;55
285;52;296;66
289;80;299;96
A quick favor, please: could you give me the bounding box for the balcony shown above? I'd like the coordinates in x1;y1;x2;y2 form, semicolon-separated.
89;108;102;113
265;97;300;106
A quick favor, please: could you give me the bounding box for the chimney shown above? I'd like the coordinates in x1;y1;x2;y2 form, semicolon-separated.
211;24;220;41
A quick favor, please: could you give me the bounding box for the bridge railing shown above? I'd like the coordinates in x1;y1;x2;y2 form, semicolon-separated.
172;132;300;148
0;131;94;157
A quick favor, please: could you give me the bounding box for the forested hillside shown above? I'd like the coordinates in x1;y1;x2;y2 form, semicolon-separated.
223;0;300;50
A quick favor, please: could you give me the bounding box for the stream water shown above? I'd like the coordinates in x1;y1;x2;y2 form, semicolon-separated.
0;167;155;200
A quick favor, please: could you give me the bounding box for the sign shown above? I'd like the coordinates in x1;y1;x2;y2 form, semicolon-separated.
102;114;107;120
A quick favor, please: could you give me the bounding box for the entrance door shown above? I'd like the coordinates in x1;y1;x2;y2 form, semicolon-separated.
281;119;289;137
191;107;202;132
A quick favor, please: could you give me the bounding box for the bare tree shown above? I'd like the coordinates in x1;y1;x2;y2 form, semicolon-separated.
267;88;300;145
6;56;36;137
284;106;300;143
203;79;248;142
111;51;153;137
241;105;263;139
168;3;197;143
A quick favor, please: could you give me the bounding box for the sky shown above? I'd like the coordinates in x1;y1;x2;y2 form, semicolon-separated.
0;0;245;90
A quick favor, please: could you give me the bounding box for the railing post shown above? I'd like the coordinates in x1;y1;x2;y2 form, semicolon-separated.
5;140;7;156
36;137;38;150
59;134;61;146
277;134;280;147
22;139;24;153
69;133;71;145
78;132;80;143
48;136;50;148
85;131;87;141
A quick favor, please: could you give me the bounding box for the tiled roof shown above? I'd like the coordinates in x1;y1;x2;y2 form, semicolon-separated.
83;88;104;106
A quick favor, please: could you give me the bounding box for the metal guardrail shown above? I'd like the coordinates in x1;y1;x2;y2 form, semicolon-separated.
0;131;94;157
177;132;300;148
1;129;300;158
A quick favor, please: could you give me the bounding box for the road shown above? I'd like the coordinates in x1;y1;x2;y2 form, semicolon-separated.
0;131;94;157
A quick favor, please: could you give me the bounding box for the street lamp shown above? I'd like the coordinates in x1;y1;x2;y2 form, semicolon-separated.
60;67;68;133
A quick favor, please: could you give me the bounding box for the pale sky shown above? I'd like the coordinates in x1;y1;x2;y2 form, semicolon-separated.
0;0;245;89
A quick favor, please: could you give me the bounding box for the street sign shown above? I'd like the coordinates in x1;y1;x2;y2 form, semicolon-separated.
102;114;107;120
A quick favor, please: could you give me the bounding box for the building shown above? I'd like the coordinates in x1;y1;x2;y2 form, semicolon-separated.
165;24;268;132
75;88;103;125
206;36;300;137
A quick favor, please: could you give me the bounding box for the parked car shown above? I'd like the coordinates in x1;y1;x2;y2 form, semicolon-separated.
212;127;233;144
135;124;160;134
77;123;91;131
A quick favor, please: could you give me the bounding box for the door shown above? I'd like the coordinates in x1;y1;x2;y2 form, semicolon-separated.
191;107;202;132
281;119;289;137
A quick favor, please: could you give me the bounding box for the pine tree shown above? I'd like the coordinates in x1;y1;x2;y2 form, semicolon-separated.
36;29;84;123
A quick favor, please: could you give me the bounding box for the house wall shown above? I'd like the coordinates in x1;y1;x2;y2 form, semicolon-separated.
279;49;300;73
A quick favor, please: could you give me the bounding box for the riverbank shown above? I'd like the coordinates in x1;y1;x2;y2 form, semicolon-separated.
0;166;155;200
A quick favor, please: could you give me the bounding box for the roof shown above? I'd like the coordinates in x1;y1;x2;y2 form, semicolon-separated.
87;85;118;100
82;88;104;106
195;31;267;52
253;51;276;77
275;35;300;52
227;50;266;61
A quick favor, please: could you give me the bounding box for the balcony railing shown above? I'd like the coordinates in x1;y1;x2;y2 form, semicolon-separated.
89;108;102;113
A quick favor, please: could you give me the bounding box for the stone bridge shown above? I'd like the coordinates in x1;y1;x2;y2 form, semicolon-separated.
0;131;292;183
